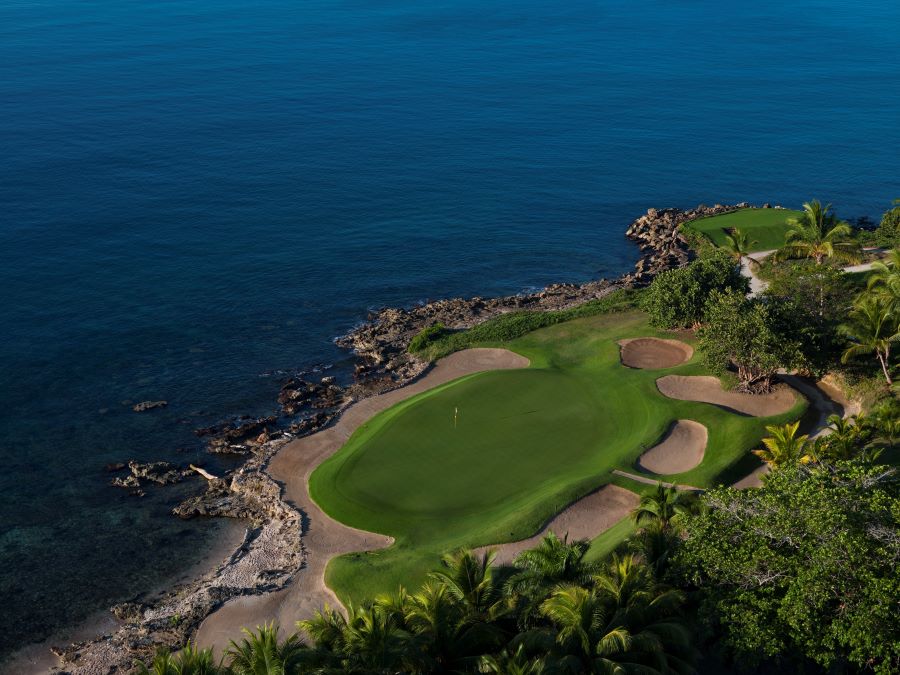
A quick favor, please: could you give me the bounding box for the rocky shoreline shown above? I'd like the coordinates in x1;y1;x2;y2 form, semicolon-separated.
48;202;760;673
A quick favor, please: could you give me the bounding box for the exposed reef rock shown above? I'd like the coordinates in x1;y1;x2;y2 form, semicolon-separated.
624;202;749;281
132;400;168;412
278;376;347;415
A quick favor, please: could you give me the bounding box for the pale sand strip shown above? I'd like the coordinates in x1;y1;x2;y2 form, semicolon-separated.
656;375;797;417
618;337;693;369
195;348;529;652
474;485;640;566
637;420;707;474
611;470;703;492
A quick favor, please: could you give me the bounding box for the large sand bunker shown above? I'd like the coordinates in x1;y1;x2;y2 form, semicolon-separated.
474;485;639;566
637;420;707;475
656;375;797;417
618;337;693;369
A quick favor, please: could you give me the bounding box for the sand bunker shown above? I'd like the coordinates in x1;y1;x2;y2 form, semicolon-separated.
618;338;693;369
656;375;797;417
474;485;639;566
637;420;707;475
195;348;529;652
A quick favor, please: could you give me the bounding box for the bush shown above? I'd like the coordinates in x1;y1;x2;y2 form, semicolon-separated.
874;200;900;248
641;250;748;329
408;323;448;353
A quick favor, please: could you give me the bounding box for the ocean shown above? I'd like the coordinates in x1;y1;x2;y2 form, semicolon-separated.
1;0;898;658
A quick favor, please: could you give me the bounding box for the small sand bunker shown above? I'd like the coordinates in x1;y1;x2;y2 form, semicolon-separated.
619;338;693;369
656;375;797;417
475;485;639;566
637;420;707;475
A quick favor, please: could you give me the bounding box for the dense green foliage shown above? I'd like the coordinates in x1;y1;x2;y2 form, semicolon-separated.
681;208;803;252
698;290;801;390
312;311;801;604
873;199;900;248
641;251;748;329
408;323;448;353
675;460;900;673
417;288;639;361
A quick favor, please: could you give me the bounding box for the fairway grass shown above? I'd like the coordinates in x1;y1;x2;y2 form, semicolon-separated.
311;311;806;603
683;207;803;251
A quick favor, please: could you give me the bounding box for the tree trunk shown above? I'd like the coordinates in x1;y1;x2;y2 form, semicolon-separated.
877;351;892;385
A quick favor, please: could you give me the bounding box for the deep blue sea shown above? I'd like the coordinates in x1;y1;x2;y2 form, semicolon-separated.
1;0;898;658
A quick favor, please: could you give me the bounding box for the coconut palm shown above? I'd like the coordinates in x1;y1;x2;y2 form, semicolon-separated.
137;643;222;675
402;581;503;672
531;583;693;674
627;521;682;579
866;248;900;308
340;604;412;673
506;533;598;598
630;483;697;532
225;623;307;675
752;421;811;468
841;294;899;384
722;228;757;262
774;200;861;266
479;644;546;674
429;549;504;621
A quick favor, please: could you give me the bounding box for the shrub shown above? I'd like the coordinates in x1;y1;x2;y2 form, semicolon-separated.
874;199;900;248
408;323;448;353
641;250;748;329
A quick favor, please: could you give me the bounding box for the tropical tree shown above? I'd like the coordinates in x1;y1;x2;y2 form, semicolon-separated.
866;248;900;310
225;623;307;675
478;644;545;674
430;549;505;622
631;483;696;532
505;533;598;599
774;200;861;266
136;643;222;675
840;294;899;384
722;228;757;262
340;603;412;673
752;421;811;468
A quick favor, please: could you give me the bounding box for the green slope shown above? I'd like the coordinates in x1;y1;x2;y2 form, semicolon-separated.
683;207;803;251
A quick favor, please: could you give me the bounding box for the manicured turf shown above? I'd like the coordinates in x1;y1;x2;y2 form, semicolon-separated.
683;207;803;251
310;311;806;603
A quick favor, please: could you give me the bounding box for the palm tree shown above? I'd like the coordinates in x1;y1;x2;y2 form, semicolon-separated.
506;533;598;598
841;294;899;384
137;643;222;675
630;483;696;532
774;200;861;266
225;623;307;675
866;248;900;309
752;421;811;468
429;549;504;621
478;644;545;674
340;604;412;673
722;228;757;262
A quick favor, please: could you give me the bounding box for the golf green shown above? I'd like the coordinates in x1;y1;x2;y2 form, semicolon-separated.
683;207;803;251
310;311;806;602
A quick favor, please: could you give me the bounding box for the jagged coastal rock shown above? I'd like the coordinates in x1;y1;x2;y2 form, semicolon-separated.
132;400;168;412
53;203;757;672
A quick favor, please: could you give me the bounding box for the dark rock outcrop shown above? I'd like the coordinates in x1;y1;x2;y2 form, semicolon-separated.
133;400;168;412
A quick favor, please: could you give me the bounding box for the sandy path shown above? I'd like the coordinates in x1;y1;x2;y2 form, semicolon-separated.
618;338;693;369
195;348;529;652
611;470;702;492
473;485;640;565
637;420;707;474
656;375;797;417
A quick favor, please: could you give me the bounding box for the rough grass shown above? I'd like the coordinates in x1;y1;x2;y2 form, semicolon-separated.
683;207;804;252
311;311;806;603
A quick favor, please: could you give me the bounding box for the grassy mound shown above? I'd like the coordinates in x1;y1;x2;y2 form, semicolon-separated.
310;311;806;603
683;207;803;251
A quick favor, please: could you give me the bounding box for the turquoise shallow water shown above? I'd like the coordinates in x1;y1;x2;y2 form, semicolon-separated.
1;0;899;657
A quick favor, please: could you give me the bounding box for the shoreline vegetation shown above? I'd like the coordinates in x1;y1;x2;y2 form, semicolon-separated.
26;200;900;673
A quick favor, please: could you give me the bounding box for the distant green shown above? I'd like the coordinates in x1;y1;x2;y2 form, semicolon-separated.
310;311;806;603
683;207;804;251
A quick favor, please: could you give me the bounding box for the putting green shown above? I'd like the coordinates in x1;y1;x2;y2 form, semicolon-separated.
683;207;803;251
311;311;806;602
